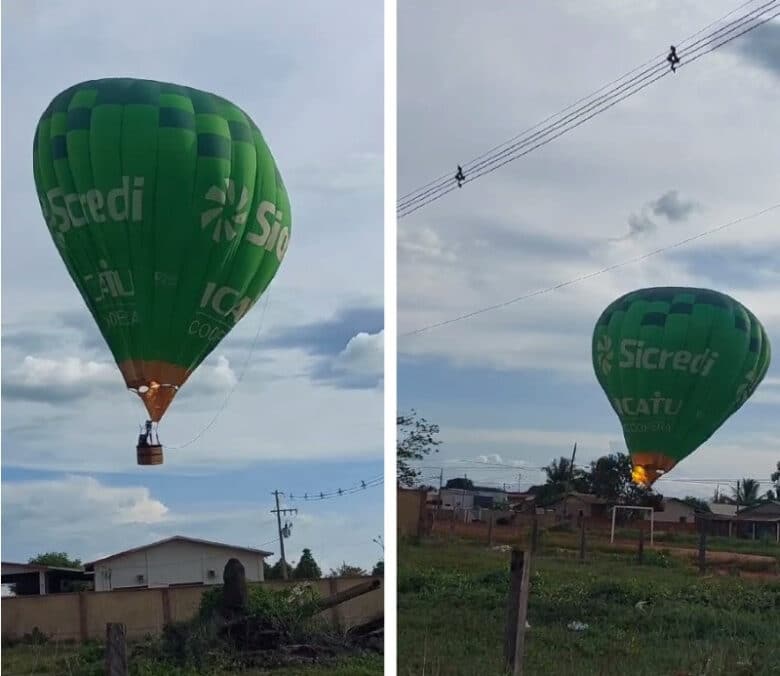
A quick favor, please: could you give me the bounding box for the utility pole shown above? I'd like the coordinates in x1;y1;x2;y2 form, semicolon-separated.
271;491;298;580
438;468;444;517
569;442;577;483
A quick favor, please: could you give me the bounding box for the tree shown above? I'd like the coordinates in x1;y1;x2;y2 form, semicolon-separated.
293;548;322;579
445;477;474;490
771;461;780;500
397;410;441;487
544;457;574;484
680;496;711;513
265;559;294;580
587;453;632;502
712;487;734;504
584;452;661;509
732;478;761;507
543;456;590;495
372;560;384;576
28;552;82;569
329;562;368;577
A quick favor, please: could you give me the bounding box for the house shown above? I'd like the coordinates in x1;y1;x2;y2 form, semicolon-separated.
734;501;780;541
550;492;610;520
650;498;697;524
700;501;780;541
84;536;273;592
708;503;738;518
1;562;93;596
439;485;508;511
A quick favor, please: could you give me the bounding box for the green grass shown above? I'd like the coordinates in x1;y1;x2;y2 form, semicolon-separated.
609;526;780;558
398;538;780;676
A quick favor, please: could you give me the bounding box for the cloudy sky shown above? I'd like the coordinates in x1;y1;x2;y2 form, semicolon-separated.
2;1;384;574
398;1;780;499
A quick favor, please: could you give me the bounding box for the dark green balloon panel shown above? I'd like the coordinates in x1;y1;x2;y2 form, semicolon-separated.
592;287;770;479
33;78;290;420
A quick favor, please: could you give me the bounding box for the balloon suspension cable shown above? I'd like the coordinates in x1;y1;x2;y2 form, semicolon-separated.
166;291;273;450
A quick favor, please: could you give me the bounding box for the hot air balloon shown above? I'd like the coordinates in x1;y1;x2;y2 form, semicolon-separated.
33;78;291;465
592;287;770;487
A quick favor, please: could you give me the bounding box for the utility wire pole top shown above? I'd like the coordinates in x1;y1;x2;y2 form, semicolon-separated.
271;490;298;580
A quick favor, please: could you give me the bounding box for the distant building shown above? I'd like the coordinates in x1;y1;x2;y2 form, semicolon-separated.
439;485;508;511
85;536;272;592
707;502;737;517
1;562;92;596
549;492;610;520
700;501;780;541
650;498;697;524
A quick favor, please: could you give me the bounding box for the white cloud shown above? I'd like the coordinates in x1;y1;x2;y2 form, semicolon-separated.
3;475;168;534
333;330;384;380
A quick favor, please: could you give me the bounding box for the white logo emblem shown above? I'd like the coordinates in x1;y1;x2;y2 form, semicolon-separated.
597;335;613;375
201;179;249;243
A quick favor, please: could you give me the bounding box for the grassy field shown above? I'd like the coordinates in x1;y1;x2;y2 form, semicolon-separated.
1;642;383;675
398;537;780;676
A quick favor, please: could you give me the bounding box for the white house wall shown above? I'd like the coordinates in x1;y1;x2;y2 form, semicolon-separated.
94;541;265;592
652;501;696;524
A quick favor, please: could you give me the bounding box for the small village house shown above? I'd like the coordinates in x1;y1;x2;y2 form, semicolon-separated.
1;562;93;596
549;492;610;521
85;536;272;592
700;501;780;541
648;498;697;524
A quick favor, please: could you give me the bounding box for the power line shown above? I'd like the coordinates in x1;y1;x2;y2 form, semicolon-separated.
398;2;779;217
400;201;780;338
287;476;384;502
397;0;763;206
398;1;778;215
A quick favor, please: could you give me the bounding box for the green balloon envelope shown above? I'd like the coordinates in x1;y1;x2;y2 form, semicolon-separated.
592;287;770;486
33;78;291;423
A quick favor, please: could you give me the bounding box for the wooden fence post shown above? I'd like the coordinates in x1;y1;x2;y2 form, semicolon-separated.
78;591;89;642
579;518;586;563
105;622;128;676
637;524;645;565
488;510;495;548
530;516;539;555
504;549;531;676
698;528;707;574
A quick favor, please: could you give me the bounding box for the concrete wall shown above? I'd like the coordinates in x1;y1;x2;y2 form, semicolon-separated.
93;541;266;591
1;577;383;643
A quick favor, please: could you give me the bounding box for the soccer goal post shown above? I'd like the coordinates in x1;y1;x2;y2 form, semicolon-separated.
610;505;654;545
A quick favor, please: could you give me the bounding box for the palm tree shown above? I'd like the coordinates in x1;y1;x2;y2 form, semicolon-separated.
732;478;762;508
544;457;573;484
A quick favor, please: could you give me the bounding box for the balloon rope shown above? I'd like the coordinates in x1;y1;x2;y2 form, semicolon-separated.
166;291;272;450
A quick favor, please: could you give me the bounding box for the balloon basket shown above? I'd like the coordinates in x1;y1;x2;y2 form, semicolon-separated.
137;444;164;465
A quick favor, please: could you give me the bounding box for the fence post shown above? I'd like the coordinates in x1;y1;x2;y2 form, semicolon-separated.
530;516;539;554
105;622;128;676
79;591;89;642
637;524;645;565
504;549;531;676
579;518;586;563
698;528;707;574
488;510;495;547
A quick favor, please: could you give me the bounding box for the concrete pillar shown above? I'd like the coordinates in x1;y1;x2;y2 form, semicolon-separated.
38;571;46;595
752;522;756;540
